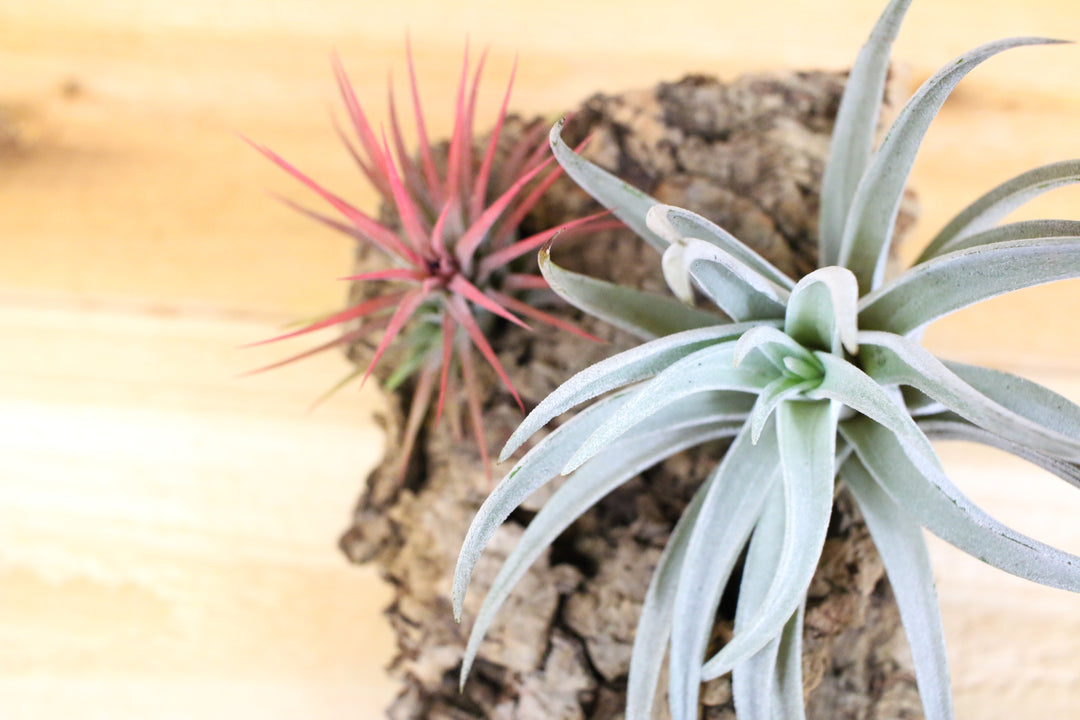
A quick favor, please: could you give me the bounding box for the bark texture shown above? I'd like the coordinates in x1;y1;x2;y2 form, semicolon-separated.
340;69;921;720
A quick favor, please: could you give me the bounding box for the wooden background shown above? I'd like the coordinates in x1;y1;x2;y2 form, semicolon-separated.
2;1;1080;717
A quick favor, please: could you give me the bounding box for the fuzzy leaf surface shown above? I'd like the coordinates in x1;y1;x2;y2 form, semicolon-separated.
859;331;1080;461
539;245;722;341
842;415;1080;591
669;421;781;720
842;458;953;720
918;159;1080;262
859;236;1080;333
838;36;1063;292
819;0;913;266
500;323;776;460
459;420;741;685
548;119;666;251
701;399;836;680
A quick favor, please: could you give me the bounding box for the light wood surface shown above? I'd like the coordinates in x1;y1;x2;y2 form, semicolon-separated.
2;1;1080;718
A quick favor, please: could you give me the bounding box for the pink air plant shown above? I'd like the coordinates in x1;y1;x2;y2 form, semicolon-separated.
247;43;615;476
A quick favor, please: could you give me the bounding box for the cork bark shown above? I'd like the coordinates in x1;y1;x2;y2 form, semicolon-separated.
340;68;922;720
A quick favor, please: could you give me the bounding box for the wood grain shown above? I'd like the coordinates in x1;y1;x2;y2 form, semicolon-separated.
2;1;1080;717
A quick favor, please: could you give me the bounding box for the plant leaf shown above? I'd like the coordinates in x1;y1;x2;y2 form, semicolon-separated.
917;159;1080;262
627;470;715;720
859;236;1080;333
701;399;836;680
732;482;786;720
539;245;723;341
455;389;754;619
772;604;806;720
918;411;1080;492
660;238;790;322
841;415;1080;592
841;457;953;720
945;360;1080;443
918;218;1080;260
647;205;794;289
548;119;667;251
785;266;860;355
818;0;914;266
563;342;772;473
458;420;742;687
454;391;631;618
668;420;782;720
859;331;1080;461
500;323;776;460
838;36;1065;292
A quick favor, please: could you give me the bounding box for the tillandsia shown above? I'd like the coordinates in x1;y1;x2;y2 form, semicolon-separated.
453;1;1080;718
247;43;611;474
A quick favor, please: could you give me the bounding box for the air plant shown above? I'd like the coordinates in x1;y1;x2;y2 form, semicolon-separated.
453;1;1080;718
248;44;609;474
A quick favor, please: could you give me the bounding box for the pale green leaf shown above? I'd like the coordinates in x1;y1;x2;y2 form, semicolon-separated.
648;204;794;289
454;392;630;618
499;324;770;461
456;389;754;618
701;399;836;680
918;412;1080;491
669;421;781;720
809;352;939;464
917;218;1080;260
539;244;723;340
859;331;1080;461
918;160;1080;262
563;342;772;473
841;415;1080;592
819;0;914;266
784;266;860;354
842;458;953;720
660;238;790;321
549;119;667;251
626;462;716;720
859;236;1080;334
838;37;1065;292
772;605;806;720
459;420;742;688
732;483;786;720
945;360;1080;442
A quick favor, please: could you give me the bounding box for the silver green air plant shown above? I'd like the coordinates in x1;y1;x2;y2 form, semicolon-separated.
453;1;1080;718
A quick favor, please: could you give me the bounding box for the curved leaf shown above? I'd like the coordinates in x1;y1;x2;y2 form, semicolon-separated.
841;415;1080;592
549;118;667;251
500;323;774;460
819;0;914;266
859;236;1080;334
772;604;807;720
660;238;790;321
539;244;722;341
454;391;630;617
945;360;1080;442
669;420;781;720
859;331;1080;461
648;204;795;289
732;483;787;720
456;389;754;617
838;36;1065;292
626;468;716;720
563;342;772;473
842;458;953;720
459;420;742;687
919;218;1080;260
701;399;836;680
784;266;860;355
918;411;1080;492
918;159;1080;262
